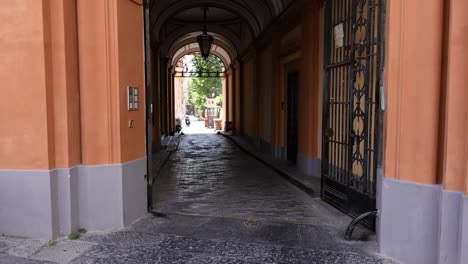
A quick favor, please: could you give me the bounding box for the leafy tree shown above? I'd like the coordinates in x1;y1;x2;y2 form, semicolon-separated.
188;55;224;111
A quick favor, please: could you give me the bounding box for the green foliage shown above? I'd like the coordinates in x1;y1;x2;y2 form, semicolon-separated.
48;240;57;246
188;55;224;111
78;228;87;234
215;95;223;105
68;232;80;240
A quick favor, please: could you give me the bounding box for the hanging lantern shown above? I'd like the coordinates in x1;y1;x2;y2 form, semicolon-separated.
197;32;214;59
197;7;213;59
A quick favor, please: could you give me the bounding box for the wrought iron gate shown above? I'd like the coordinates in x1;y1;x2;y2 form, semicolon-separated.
321;0;385;229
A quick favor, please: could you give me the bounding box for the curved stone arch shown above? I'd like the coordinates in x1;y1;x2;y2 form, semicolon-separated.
171;44;231;69
160;25;247;57
152;1;262;41
239;1;273;28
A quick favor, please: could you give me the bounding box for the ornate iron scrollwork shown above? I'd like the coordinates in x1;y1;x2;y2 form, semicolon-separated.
321;0;384;231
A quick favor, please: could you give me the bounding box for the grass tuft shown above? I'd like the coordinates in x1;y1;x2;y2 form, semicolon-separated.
78;228;87;234
48;240;57;246
68;232;80;240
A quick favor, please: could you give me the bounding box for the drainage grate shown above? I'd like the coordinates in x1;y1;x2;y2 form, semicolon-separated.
31;240;95;264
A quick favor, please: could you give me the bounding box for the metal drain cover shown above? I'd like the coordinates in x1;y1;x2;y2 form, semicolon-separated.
244;220;257;227
31;240;95;264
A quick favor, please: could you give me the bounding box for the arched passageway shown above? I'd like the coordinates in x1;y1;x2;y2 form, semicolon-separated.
145;0;389;263
1;0;468;263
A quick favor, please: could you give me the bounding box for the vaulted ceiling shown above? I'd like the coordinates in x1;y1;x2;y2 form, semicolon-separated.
149;0;295;65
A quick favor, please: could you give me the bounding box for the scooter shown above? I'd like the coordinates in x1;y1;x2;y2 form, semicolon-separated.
185;116;191;127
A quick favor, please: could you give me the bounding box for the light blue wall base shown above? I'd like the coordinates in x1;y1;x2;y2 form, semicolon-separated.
252;137;321;177
77;164;125;230
0;158;147;240
272;145;286;160
438;190;462;264
56;167;79;236
459;196;468;264
77;158;147;231
378;177;468;264
0;170;57;239
297;155;321;177
122;158;147;226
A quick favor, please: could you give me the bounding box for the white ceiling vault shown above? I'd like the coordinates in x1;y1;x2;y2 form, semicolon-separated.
149;0;295;66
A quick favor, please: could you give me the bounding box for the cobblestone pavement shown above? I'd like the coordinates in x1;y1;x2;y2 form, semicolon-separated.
153;134;348;226
0;134;398;263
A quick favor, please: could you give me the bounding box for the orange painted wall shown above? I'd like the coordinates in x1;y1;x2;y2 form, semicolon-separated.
170;71;175;131
222;77;227;124
159;61;169;135
298;2;320;158
117;0;146;163
270;33;282;147
227;68;234;122
465;117;468;195
78;0;145;165
441;0;468;192
151;49;162;143
241;56;256;137
258;45;274;143
78;0;121;165
234;61;241;131
283;59;300;149
2;0;145;169
0;1;51;170
47;0;82;168
384;0;444;184
317;6;324;159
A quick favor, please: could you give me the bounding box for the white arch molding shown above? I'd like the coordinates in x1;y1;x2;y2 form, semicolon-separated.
171;43;231;68
161;27;242;58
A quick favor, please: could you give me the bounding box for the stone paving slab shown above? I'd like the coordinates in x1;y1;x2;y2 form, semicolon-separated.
276;247;394;264
1;214;392;264
130;213;214;237
0;241;9;254
82;231;165;248
72;222;395;263
0;134;399;264
0;236;46;259
213;241;280;263
224;135;322;198
131;213;376;254
0;255;55;264
30;240;95;264
152;134;352;226
186;255;259;264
